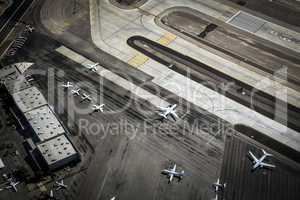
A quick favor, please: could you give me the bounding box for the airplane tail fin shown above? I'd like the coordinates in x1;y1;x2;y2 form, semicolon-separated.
180;170;185;179
262;149;272;157
158;113;167;119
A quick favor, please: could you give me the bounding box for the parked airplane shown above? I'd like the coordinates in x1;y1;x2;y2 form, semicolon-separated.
61;82;73;88
0;178;20;192
86;63;99;72
249;149;275;170
168;64;174;68
25;74;34;82
50;190;54;198
71;88;81;96
212;178;226;192
110;197;116;200
161;164;184;183
92;104;105;113
25;25;35;32
81;93;92;102
54;180;67;191
158;104;179;121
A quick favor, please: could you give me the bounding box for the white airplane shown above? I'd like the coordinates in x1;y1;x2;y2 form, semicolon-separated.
212;178;226;192
81;93;92;102
54;180;67;191
1;178;20;192
50;190;54;198
61;82;73;88
25;74;34;82
47;189;59;200
86;63;99;72
71;88;81;96
25;25;35;32
92;104;105;113
161;164;184;183
158;104;179;121
168;64;174;68
110;197;116;200
249;149;276;170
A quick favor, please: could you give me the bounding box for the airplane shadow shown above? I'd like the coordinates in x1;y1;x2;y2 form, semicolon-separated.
154;116;165;123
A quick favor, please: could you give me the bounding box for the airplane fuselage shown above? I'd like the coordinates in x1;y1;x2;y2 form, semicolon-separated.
162;164;184;182
253;155;267;169
160;104;177;118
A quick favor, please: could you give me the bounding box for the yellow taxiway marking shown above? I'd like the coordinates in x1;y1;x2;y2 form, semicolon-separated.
128;32;177;68
157;32;177;46
128;53;149;68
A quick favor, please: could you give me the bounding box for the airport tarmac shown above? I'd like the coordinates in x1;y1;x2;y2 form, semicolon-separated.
220;133;300;200
0;0;300;200
33;0;300;153
10;20;300;199
20;41;227;199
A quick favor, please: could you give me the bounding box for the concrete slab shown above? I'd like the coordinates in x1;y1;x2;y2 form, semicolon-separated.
89;0;300;109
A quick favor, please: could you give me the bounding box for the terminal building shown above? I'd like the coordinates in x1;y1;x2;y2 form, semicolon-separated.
0;63;80;171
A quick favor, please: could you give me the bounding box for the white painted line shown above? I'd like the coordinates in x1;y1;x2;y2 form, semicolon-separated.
226;10;241;23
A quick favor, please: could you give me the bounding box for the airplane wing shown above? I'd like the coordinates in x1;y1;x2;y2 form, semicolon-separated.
172;164;176;172
158;113;167;119
249;151;258;162
169;174;174;182
162;169;171;174
260;162;275;168
12;185;17;192
158;106;168;111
